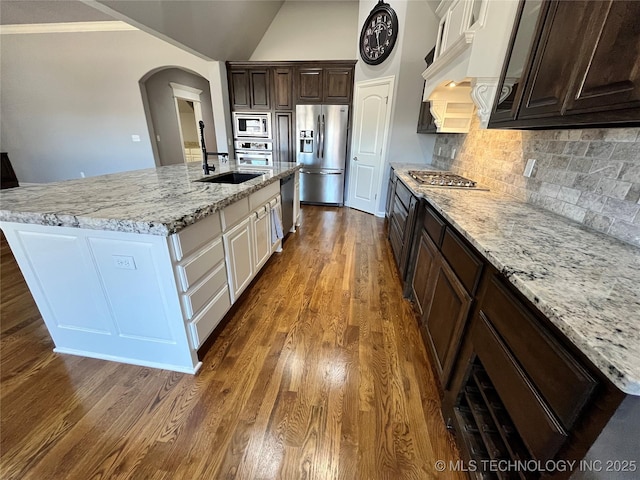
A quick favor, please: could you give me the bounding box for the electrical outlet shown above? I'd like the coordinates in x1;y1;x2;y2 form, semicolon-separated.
113;255;136;270
156;135;161;142
131;135;141;142
524;158;536;178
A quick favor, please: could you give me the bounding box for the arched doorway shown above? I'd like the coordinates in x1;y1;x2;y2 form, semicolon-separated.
140;66;217;167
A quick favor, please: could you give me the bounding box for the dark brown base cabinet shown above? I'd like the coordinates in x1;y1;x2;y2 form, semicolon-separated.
400;196;640;479
385;172;419;283
490;0;640;129
411;203;483;390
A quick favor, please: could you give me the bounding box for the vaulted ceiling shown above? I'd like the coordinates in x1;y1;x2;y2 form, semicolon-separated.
0;0;286;61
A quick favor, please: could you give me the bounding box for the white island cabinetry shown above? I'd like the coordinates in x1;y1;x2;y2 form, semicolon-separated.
1;178;288;373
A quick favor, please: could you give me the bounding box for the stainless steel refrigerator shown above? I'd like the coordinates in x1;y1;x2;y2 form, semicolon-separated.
296;104;349;205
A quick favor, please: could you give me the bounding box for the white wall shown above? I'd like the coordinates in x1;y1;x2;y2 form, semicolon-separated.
250;1;359;61
0;28;230;183
354;0;440;214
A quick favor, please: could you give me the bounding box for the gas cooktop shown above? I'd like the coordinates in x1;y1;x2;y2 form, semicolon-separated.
408;170;485;189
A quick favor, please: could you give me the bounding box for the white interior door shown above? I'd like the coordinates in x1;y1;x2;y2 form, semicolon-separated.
348;77;394;215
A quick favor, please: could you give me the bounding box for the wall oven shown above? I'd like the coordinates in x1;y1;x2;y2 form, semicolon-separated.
236;150;273;166
233;112;271;138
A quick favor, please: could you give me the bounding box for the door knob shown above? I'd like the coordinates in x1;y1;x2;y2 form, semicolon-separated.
353;156;358;161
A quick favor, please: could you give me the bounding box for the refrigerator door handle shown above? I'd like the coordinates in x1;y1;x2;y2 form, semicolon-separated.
316;115;321;157
300;170;343;175
321;114;326;159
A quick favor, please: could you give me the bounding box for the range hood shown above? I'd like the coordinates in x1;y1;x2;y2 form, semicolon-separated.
421;0;520;132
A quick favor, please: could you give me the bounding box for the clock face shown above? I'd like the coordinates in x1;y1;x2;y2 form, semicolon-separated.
359;2;398;65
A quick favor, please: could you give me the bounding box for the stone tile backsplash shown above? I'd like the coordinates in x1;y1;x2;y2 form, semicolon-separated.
431;119;640;247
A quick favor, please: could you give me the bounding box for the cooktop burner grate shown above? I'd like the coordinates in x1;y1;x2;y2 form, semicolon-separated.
408;170;479;188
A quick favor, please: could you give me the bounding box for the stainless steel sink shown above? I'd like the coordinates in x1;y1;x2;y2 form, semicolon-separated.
195;172;264;184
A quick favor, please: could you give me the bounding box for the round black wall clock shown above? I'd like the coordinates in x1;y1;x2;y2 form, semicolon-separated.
359;1;399;65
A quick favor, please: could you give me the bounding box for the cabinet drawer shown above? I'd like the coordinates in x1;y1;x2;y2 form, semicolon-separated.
481;277;597;429
441;228;483;294
171;213;222;261
391;196;408;233
177;238;224;291
423;205;446;247
473;313;567;461
222;197;250;230
183;261;228;319
249;181;279;211
388;219;403;265
395;179;413;210
189;286;231;349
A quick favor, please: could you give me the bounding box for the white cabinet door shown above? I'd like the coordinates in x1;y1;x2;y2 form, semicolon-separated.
223;216;254;302
435;0;469;58
252;204;271;271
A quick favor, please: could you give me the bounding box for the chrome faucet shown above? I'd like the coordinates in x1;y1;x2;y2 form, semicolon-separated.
199;121;228;175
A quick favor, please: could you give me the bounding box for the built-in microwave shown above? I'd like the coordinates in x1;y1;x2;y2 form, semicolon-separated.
233;112;271;138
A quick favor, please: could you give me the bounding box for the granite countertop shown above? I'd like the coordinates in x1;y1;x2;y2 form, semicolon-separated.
0;161;300;236
391;163;640;396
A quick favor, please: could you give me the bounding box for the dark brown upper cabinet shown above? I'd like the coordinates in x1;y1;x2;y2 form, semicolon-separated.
295;65;355;104
489;0;640;129
323;67;353;104
228;68;271;111
227;61;355;111
229;69;250;110
273;67;293;110
417;101;438;133
296;67;323;103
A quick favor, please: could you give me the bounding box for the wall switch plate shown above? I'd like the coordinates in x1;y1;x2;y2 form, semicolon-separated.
113;255;136;270
131;135;141;142
524;158;536;177
438;147;442;155
451;148;457;159
156;135;161;142
80;171;85;178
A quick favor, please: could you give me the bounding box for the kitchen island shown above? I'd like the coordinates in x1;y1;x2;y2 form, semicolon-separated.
389;163;640;478
0;161;301;373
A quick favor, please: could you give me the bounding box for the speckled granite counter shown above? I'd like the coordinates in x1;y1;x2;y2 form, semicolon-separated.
0;161;300;236
391;163;640;396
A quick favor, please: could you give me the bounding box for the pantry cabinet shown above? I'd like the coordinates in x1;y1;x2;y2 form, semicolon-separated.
490;0;640;128
273;112;294;164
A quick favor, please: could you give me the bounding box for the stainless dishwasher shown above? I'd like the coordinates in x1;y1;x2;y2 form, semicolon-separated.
280;173;294;235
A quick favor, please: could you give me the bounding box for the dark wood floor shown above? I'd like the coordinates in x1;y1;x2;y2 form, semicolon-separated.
0;206;464;480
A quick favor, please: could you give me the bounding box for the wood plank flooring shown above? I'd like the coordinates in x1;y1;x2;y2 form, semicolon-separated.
0;206;464;480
